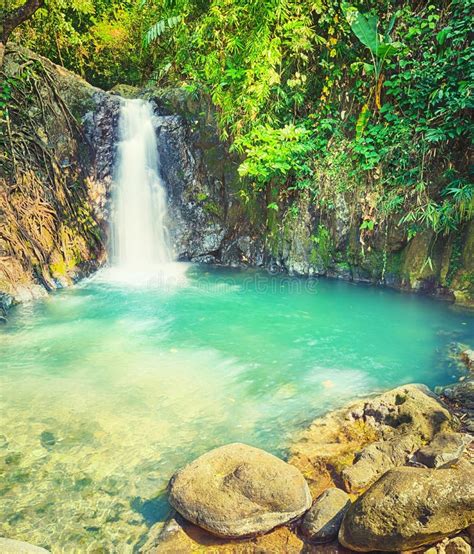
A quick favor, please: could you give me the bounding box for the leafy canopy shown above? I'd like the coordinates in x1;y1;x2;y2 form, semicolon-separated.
13;0;474;236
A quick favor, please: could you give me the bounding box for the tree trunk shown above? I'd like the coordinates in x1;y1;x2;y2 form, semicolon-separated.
0;0;44;68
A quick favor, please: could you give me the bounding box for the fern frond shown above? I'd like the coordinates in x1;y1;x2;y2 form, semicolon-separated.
143;16;182;48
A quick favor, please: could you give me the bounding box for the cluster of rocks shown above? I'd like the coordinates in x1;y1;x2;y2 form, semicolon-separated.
141;381;473;553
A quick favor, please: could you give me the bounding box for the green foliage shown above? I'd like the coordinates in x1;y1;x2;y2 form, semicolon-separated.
12;0;148;88
12;0;473;238
360;220;375;231
143;15;182;47
235;124;314;190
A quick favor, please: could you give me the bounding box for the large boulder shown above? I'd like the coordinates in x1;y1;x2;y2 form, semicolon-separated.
168;443;312;538
353;384;454;439
300;488;351;543
339;467;474;552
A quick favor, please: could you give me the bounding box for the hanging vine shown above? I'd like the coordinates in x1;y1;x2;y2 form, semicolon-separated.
0;47;101;287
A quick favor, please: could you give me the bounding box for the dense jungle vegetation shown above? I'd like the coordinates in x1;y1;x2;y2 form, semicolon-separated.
3;0;473;243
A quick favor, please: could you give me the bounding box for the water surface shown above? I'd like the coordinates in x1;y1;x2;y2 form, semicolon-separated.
1;266;472;552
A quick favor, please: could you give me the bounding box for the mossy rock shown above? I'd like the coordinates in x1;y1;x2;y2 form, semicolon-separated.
109;84;139;98
450;221;474;305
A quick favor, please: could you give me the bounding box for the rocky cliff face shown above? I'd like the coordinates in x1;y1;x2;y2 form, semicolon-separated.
149;90;266;267
0;46;119;307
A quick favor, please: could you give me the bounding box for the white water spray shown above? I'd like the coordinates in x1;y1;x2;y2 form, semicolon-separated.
104;99;187;285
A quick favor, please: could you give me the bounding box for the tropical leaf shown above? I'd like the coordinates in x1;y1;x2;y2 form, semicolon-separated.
343;3;378;54
363;62;374;73
356;103;370;139
376;41;402;59
143;16;182;47
436;28;449;45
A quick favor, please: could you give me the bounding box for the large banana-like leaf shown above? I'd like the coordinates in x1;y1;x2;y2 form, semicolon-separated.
343;3;404;59
342;3;378;53
376;41;403;59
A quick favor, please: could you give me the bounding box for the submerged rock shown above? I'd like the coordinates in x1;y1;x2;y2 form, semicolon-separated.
415;432;472;468
338;466;474;552
300;488;351;544
0;537;50;553
0;292;14;321
168;443;312;538
39;431;56;450
461;349;474;370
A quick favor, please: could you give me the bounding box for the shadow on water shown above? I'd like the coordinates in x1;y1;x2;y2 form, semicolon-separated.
130;495;171;526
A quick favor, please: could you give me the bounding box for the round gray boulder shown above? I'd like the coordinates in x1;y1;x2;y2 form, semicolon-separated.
168;443;312;538
301;488;351;543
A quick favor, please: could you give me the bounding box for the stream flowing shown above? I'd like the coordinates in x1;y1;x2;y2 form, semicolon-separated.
0;100;473;552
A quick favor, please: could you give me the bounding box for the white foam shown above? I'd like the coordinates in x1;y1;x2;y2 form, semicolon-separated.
93;262;189;289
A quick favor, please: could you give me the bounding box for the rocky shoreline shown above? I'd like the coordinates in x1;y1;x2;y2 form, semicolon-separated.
2;350;473;553
139;347;473;553
138;373;474;553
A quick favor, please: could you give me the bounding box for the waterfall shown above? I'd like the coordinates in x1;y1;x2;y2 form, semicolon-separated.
105;98;186;285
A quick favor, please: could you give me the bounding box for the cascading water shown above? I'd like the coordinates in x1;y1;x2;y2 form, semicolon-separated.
105;98;186;284
112;99;171;268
